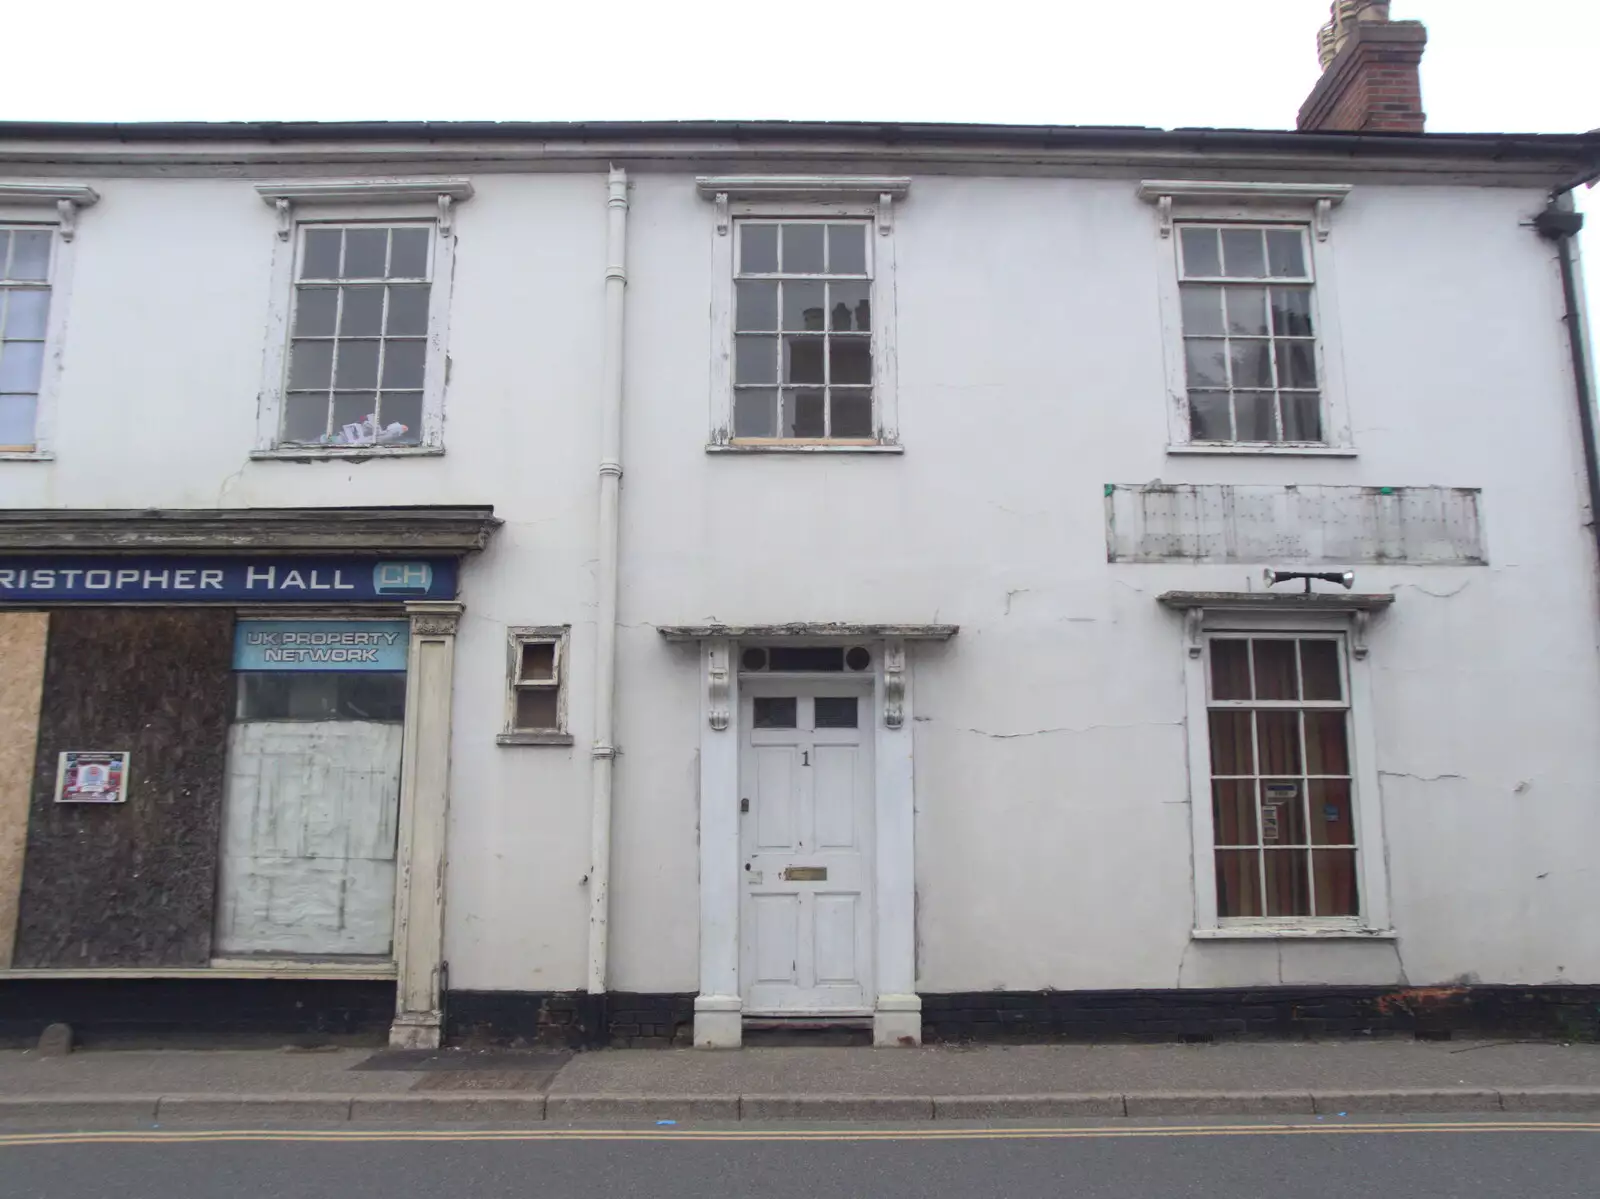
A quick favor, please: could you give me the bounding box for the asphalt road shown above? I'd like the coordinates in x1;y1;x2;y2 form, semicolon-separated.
3;1118;1598;1198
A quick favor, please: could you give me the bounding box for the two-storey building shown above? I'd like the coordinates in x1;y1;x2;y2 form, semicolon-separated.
1;4;1598;1049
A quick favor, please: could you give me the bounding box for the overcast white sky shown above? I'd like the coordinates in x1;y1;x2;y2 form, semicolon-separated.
8;0;1599;334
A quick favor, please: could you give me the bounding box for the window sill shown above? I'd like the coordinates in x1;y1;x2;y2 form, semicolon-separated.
0;449;54;462
496;731;575;747
707;441;904;455
1192;925;1396;941
1167;443;1357;458
252;445;444;462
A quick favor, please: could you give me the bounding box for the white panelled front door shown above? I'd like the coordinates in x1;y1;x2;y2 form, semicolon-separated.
740;682;875;1015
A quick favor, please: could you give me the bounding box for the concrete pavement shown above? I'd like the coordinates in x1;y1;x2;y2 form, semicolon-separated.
2;1040;1600;1124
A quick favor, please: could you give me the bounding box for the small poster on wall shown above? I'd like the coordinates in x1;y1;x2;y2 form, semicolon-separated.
54;751;131;804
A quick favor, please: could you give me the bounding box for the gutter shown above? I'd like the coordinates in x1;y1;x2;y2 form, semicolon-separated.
586;166;628;996
1536;177;1600;606
0;119;1595;166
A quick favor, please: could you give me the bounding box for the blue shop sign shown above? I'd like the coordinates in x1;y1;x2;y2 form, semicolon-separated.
234;620;410;672
0;557;457;603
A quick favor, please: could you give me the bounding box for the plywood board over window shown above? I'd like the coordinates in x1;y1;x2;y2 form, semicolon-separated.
0;612;48;966
12;609;235;968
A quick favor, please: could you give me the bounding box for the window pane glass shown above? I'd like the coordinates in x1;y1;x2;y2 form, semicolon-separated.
1180;226;1221;276
515;688;559;730
389;227;429;278
828;224;866;274
287;339;334;390
1304;711;1349;775
1209;639;1252;699
339;285;384;336
1221;228;1267;277
740;224;778;273
767;646;844;671
830;338;872;385
828;281;870;332
1215;850;1262;917
1312;848;1358;915
0;393;37;446
519;641;556;682
814;696;858;729
332;392;377;435
8;232;50;281
237;672;406;722
783;390;825;438
1260;779;1306;844
784;337;825;385
1225;287;1269;336
1263;850;1311;916
282;393;330;442
1190;392;1232;441
733;389;777;437
1229;341;1272;388
1213;780;1258;846
0;233;9;276
736;280;778;331
3;289;49;338
831;390;873;438
782;280;826;331
1256;711;1302;774
1282;392;1323;442
753;696;797;729
1234;391;1277;441
1271;287;1315;336
1309;779;1355;846
343;228;388;278
1300;640;1342;700
0;342;44;391
1180;285;1224;335
294;287;338;336
386;285;430;336
1266;229;1307;277
301;228;342;279
1185;340;1228;388
781;224;825;273
1253;640;1298;700
335;340;379;388
382;340;426;389
377;392;422;443
1276;340;1318;389
735;335;777;384
1208;710;1254;774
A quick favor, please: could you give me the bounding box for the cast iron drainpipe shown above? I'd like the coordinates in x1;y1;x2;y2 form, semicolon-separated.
1536;177;1600;598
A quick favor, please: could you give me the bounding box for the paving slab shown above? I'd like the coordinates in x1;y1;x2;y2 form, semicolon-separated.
0;1048;419;1095
0;1094;160;1127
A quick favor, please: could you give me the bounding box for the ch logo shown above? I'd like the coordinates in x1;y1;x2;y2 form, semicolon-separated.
372;562;433;596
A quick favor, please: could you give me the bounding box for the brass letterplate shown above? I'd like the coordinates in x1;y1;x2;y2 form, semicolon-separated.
782;866;828;882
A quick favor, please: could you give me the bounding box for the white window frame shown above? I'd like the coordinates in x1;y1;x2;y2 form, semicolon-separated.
252;179;472;460
0;183;98;461
700;177;907;454
1141;181;1356;457
497;625;573;746
1182;609;1393;938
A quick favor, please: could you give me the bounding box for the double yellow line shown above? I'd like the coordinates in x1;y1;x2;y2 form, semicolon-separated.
0;1120;1597;1148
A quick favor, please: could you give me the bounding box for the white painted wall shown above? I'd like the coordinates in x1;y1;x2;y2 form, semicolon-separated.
2;156;1596;995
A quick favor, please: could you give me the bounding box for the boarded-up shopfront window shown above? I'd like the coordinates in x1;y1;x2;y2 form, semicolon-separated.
213;620;408;958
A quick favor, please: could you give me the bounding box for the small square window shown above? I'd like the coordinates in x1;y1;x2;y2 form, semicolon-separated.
503;627;567;738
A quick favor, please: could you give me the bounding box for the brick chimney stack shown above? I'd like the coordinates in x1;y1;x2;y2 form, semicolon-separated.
1298;1;1428;133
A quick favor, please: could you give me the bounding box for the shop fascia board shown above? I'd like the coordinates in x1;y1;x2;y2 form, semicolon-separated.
658;623;959;642
0;506;501;553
